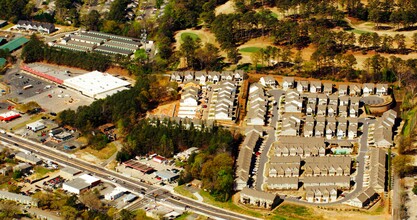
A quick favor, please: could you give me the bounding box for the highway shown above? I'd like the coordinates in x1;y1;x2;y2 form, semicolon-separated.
0;133;259;220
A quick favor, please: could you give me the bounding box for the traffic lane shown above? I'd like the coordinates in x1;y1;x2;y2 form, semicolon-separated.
1;135;259;220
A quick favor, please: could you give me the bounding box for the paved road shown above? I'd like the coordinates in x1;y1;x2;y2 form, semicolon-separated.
255;127;275;191
0;133;259;220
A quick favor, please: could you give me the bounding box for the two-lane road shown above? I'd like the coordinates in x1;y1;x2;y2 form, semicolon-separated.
0;133;259;220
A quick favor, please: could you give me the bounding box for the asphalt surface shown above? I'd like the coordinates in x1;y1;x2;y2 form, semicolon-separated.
0;133;259;220
255;127;275;191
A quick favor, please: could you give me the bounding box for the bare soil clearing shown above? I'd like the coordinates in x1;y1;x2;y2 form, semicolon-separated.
215;1;236;16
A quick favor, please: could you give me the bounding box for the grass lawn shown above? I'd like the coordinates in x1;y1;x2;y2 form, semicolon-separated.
82;142;118;160
402;107;417;136
272;203;322;220
181;32;200;42
174;185;198;200
271;12;278;18
347;29;371;34
34;166;53;178
199;190;263;218
1;23;14;30
240;47;262;53
175;212;191;220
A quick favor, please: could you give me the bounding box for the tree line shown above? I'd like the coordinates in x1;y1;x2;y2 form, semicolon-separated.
21;35;111;72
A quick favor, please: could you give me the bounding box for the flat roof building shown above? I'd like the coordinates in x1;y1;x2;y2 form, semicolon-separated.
63;70;131;99
0;190;38;206
155;170;179;182
60;167;82;180
26;120;46;132
15;152;42;165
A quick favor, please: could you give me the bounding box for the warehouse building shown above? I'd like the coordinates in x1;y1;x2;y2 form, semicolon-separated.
60;167;82;180
62;174;100;194
15;152;42;165
104;187;125;200
63;70;131;99
155;170;179;182
26;120;46;132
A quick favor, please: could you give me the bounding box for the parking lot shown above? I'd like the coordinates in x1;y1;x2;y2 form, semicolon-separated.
1;69;94;113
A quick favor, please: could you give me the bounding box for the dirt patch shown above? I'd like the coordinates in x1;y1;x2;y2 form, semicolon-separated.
215;1;236;16
148;100;179;117
237;36;276;64
174;28;220;50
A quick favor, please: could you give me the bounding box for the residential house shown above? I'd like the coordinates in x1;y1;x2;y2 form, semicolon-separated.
350;97;361;107
338;105;348;117
235;132;260;190
328;94;339;106
17;20;55;34
194;71;207;85
315;117;326;137
272;137;326;157
362;83;375;96
240;187;278;209
178;86;199;119
369;149;386;193
317;105;327;117
307;93;317;105
303;176;350;189
183;71;194;82
269;156;300;177
280;114;301;136
234;70;244;82
170;72;183;83
221;71;234;81
267;177;299;190
349;105;359;117
348;123;358;139
304;156;351;177
327;105;338;117
207;71;221;83
284;91;303;113
297;80;309;93
326;117;337;139
310;81;322;93
305;186;338;203
306;104;316;116
260;76;277;88
373;110;397;148
339;96;350;106
318;94;328;105
339;85;348;96
282;77;294;90
349;84;361;96
323;83;333;95
376;84;388;96
347;187;378;208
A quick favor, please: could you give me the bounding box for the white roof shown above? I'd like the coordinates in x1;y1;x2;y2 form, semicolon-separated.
78;174;100;184
0;111;20;118
63;71;131;98
26;120;45;128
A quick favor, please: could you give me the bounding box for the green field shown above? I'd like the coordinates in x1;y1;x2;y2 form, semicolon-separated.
347;29;371;34
240;47;262;53
174;185;198;200
181;32;200;42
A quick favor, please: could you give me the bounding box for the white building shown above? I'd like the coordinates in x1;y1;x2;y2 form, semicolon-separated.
105;188;125;200
63;71;131;99
26;120;46;132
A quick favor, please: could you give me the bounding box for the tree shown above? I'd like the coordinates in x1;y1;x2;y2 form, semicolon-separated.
412;33;417;50
83;10;100;31
392;155;414;177
413;184;417;195
61;206;77;220
250;51;261;72
394;34;406;52
196;43;222;70
180;36;201;69
16;101;41;114
79;190;102;211
293;50;303;73
0;201;19;219
120;209;135;220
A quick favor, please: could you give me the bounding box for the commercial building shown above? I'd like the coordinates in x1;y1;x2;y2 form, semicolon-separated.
104;188;125;200
15;152;41;165
155;170;179;182
60;167;82;180
0;190;38;206
0;111;20;121
26;120;46;132
63;71;131;99
62;174;100;194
